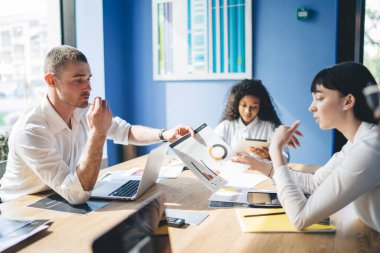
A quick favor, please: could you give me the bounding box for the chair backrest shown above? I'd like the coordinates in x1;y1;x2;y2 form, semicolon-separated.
0;160;6;180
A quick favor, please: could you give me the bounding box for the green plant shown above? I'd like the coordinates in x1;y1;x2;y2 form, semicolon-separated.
0;133;9;161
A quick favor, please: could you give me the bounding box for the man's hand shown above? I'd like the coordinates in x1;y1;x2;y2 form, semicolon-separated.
78;97;112;191
162;125;194;142
86;97;112;137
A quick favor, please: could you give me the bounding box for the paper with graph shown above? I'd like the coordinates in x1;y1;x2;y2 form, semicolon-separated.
170;123;269;192
169;123;232;192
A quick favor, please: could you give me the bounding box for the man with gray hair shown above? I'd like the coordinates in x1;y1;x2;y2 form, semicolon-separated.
0;45;193;204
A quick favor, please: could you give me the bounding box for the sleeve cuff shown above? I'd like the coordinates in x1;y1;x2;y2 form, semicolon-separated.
273;165;293;185
58;170;91;204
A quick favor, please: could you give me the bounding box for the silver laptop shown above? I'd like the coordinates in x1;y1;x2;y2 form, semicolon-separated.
91;144;168;200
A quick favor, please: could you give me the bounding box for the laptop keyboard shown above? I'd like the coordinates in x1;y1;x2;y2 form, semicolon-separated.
109;180;140;197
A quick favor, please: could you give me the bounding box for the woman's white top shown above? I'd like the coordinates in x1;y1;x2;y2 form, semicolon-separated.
214;117;276;148
273;122;380;232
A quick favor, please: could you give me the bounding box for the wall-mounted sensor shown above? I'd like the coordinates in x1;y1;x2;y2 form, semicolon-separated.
297;8;310;21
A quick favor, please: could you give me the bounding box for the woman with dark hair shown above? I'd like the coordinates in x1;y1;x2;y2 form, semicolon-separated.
215;79;282;149
233;62;380;232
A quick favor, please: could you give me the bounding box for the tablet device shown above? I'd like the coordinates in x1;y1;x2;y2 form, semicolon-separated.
233;139;271;161
234;139;270;152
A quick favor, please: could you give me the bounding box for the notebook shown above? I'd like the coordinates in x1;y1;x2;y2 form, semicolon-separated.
91;144;168;200
236;208;336;233
92;193;172;253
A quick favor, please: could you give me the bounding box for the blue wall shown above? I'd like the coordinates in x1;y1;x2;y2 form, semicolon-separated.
103;0;133;164
103;0;338;166
252;0;337;164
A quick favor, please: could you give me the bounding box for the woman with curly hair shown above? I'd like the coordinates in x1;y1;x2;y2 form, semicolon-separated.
215;79;282;149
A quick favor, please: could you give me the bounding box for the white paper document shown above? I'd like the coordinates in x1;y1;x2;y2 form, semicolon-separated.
158;166;184;178
100;165;184;182
165;209;209;225
218;161;267;188
169;123;269;192
208;187;250;208
169;124;230;192
209;187;250;203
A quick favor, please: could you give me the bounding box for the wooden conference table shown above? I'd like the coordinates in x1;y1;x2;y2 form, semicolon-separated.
1;156;380;253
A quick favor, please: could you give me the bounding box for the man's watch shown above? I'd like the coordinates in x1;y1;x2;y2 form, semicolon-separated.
159;129;167;142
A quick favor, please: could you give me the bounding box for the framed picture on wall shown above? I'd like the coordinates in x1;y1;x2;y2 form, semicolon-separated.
152;0;252;81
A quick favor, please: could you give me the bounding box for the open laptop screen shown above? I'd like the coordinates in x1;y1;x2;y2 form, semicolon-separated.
92;193;171;253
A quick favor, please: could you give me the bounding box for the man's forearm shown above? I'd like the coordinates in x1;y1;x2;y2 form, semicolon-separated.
76;134;106;191
128;125;161;145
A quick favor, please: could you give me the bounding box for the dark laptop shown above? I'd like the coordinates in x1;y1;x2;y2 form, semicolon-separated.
92;193;172;253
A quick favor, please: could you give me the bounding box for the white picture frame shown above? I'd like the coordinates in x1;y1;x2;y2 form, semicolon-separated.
152;0;252;81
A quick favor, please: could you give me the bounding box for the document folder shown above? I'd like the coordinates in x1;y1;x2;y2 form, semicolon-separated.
236;208;336;233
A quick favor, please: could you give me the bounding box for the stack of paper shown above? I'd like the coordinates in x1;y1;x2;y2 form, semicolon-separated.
208;187;250;208
236;208;336;233
0;218;51;252
218;161;268;189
